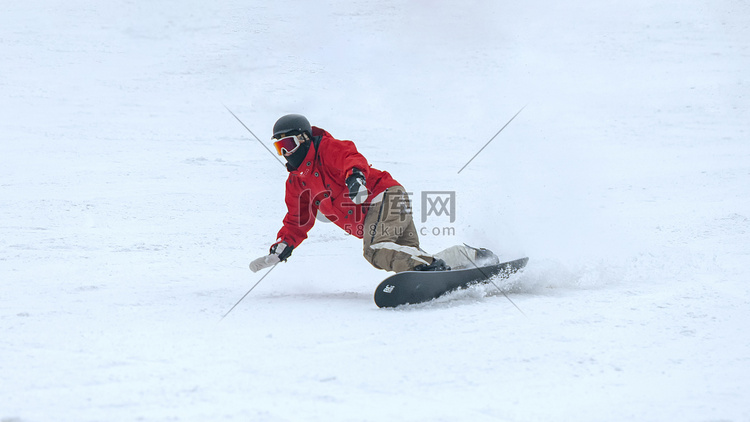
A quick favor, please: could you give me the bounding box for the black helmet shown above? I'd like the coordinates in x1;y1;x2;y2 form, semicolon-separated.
272;114;312;139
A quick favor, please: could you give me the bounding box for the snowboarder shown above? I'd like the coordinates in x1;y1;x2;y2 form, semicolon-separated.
249;114;451;274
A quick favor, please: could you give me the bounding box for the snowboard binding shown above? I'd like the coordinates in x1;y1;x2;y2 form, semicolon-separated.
414;258;451;272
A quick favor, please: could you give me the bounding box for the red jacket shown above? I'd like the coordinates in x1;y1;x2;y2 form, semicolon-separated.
276;127;399;247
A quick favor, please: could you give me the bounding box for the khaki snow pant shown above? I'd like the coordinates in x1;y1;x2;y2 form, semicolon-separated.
363;186;434;273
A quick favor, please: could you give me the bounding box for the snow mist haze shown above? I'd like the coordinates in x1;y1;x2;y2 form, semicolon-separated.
1;0;749;421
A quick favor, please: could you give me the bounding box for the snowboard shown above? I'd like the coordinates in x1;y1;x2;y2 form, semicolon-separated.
374;257;529;308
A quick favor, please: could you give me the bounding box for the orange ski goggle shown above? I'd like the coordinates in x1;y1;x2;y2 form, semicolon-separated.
273;134;303;156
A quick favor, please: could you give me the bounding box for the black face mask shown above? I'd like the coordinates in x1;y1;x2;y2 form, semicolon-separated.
284;140;311;171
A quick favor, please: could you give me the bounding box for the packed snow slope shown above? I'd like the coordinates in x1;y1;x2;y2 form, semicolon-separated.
1;1;749;421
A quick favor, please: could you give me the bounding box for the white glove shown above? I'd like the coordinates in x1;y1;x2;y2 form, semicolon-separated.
249;254;280;273
249;241;293;273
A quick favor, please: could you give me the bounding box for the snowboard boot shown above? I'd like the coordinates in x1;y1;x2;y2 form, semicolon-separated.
414;258;451;272
433;244;500;270
465;244;500;267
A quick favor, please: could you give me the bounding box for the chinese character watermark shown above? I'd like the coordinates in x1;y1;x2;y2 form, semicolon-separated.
421;191;456;223
295;189;458;237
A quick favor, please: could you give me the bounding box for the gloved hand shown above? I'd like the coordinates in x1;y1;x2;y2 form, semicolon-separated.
345;168;368;204
249;240;294;273
270;240;294;262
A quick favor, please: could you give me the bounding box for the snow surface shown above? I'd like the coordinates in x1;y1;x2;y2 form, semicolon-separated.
1;0;749;421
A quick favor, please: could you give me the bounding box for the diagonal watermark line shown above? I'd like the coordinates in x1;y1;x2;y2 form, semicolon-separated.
459;249;527;317
220;262;279;322
224;105;285;168
457;104;527;174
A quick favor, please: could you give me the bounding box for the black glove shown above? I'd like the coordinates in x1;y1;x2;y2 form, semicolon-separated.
345;168;368;204
270;241;294;262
